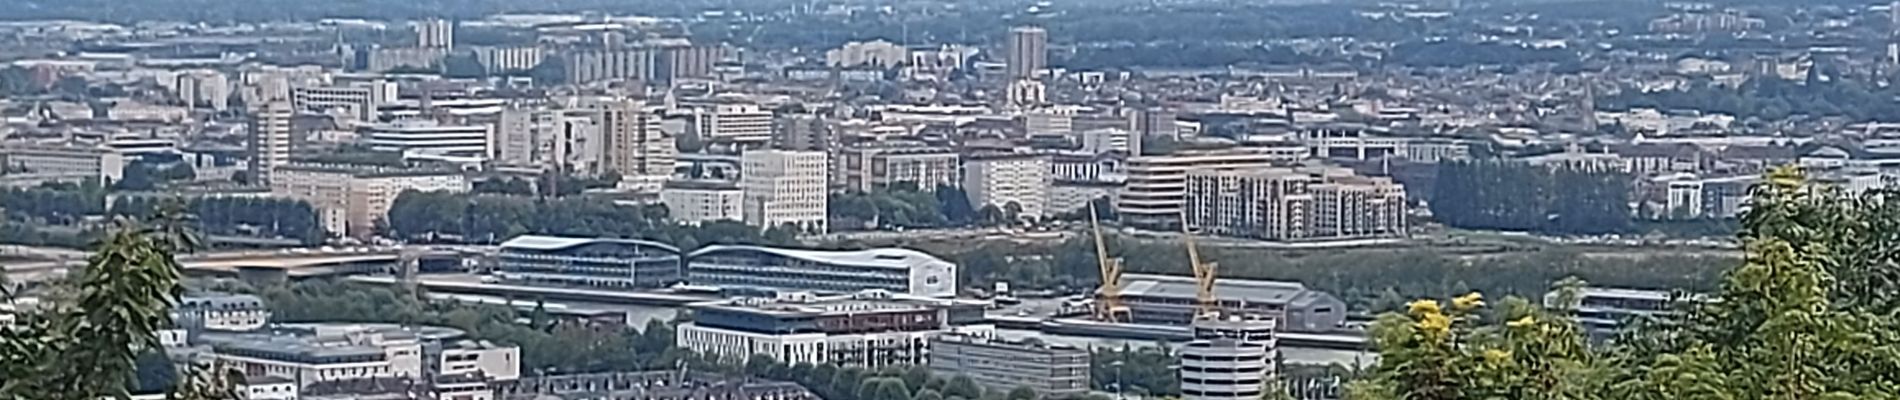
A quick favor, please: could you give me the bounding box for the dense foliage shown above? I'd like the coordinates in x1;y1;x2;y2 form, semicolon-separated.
1600;75;1900;122
1432;160;1633;235
0;208;234;399
0;182;107;225
1351;166;1900;400
949;235;1728;313
112;196;326;244
234;279;688;373
384;191;798;249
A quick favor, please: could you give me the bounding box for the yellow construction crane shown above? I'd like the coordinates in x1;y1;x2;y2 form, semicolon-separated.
1090;202;1129;322
1182;213;1219;317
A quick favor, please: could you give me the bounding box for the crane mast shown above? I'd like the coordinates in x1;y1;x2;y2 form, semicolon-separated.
1182;212;1218;317
1090;202;1127;321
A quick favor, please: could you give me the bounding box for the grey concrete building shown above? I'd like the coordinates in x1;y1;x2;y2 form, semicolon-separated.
927;334;1090;396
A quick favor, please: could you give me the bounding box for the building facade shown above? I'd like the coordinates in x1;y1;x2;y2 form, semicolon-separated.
173;293;271;332
928;334;1090;396
694;104;775;146
497;235;683;289
599;100;674;184
686;245;957;297
1180;316;1279;400
364;120;491;158
962;154;1051;220
661;180;744;225
837;145;960;193
0;143;126;184
1183;167;1406;241
1005;26;1048;79
1118;148;1303;229
250;101;294;182
741;150;828;233
271;165;469;238
677;291;990;368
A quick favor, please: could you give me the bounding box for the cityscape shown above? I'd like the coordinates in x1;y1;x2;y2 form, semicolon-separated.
3;0;1900;400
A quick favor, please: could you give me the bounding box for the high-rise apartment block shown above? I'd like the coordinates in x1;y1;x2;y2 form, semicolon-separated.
962;153;1051;220
416;19;455;49
598;100;675;185
1183;167;1406;241
741;150;829;233
1005;26;1048;79
248;101;293;183
495;106;558;168
175;70;230;112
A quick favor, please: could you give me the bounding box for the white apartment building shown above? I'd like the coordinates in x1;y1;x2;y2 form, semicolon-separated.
1120;148;1304;228
826;40;908;68
695;104;774;145
271;165;469;238
416;19;454;49
1183;167;1406;241
365;120;491;158
251;101;294;182
963;154;1051;220
473;46;545;73
563;49;659;85
741;150;828;233
661;180;744;225
175;69;230;112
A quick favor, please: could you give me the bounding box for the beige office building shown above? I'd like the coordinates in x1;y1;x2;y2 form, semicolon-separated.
741;150;829;233
271;165;469;238
962;154;1051;220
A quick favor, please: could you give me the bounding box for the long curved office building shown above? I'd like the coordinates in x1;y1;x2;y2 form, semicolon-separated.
686;245;957;297
497;235;683;289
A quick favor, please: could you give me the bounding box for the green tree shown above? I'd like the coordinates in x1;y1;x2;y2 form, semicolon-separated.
0;207;207;399
944;375;985;400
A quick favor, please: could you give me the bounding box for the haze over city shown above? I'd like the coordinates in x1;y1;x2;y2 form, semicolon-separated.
2;1;1897;400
